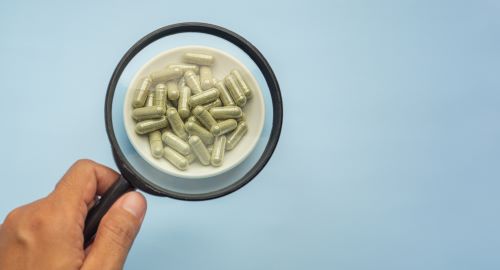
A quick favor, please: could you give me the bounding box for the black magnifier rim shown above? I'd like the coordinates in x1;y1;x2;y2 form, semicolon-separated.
105;22;283;201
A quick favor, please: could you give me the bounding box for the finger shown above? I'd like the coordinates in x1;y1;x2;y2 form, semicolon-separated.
82;192;147;270
52;159;119;208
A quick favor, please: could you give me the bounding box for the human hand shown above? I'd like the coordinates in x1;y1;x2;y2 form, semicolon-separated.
0;159;147;270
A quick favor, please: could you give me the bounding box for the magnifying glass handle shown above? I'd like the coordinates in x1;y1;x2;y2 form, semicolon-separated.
83;175;133;248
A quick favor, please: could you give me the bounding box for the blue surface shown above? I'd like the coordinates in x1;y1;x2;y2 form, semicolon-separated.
1;1;499;269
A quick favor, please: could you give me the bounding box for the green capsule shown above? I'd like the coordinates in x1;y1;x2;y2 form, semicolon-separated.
153;83;167;108
207;144;213;155
135;117;168;135
186;115;200;125
188;136;210;166
185;121;214;145
202;99;222;110
186;152;197;164
224;75;247;107
211;136;227;167
231;69;252;99
192;105;217;130
200;66;214;90
209;106;242;120
166;81;179;101
163;147;188;170
132;106;166;121
132;77;152;108
166;108;188;140
148;131;164;158
184;70;202;94
167;64;199;73
210;119;237;136
214;79;235;106
237;112;247;122
183;52;214;66
150;67;183;83
166;99;174;109
178;76;187;89
189;88;219;107
145;91;154;107
226;121;248;150
177;86;191;119
161;131;190;155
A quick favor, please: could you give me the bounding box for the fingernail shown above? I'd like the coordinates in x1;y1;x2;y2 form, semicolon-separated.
120;192;146;219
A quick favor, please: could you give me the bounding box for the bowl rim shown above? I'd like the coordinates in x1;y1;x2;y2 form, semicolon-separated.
106;22;283;201
123;45;266;179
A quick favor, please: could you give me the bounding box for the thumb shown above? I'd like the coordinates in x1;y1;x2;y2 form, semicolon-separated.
82;191;147;270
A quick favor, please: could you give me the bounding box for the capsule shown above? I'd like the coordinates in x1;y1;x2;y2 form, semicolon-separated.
153;83;167;108
226;121;248;150
132;106;166;121
210;119;238;136
214;80;235;106
150;67;183;83
209;106;242;120
163;147;188;170
192;106;217;130
166;108;188;140
177;86;191;119
135;117;168;135
148;131;164;158
166;81;179;101
186;115;200;125
132;77;152;108
161;131;190;155
189;88;219;107
167;64;199;73
211;136;227;167
188;136;210;166
178;76;187;89
183;52;214;66
202;99;222;110
165;99;174;109
186;152;197;164
185;121;215;145
231;69;252;99
184;70;202;94
145;91;154;107
224;74;247;107
200;66;214;90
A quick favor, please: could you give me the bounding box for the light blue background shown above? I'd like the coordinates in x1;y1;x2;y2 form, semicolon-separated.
0;1;499;269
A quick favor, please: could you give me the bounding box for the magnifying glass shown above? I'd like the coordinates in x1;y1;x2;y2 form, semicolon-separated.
83;22;283;247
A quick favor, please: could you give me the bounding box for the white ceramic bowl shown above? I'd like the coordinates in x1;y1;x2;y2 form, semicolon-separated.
124;45;265;179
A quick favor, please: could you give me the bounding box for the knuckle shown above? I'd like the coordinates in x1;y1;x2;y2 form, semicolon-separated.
100;214;137;249
3;206;24;226
73;159;95;172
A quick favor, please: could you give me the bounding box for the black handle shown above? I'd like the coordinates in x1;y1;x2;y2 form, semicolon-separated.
83;175;133;248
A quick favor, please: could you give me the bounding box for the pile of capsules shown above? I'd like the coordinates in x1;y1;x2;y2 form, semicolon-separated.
131;52;251;171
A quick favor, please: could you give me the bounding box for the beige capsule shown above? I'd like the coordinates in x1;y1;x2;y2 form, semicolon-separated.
132;77;152;108
153;83;167;108
210;119;238;136
145;91;154;107
166;81;179;101
230;69;252;99
177;86;191;119
211;136;227;167
202;99;222;110
135;117;168;135
200;66;214;90
166;108;188;140
183;52;214;66
186;152;197;164
226;121;248;150
188;136;211;166
185;121;215;145
132;106;165;121
214;79;235;106
163;147;188;170
150;67;183;83
192;105;217;130
184;70;202;94
167;64;199;73
148;131;164;158
224;74;247;107
161;131;190;155
189;88;219;107
209;106;242;120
